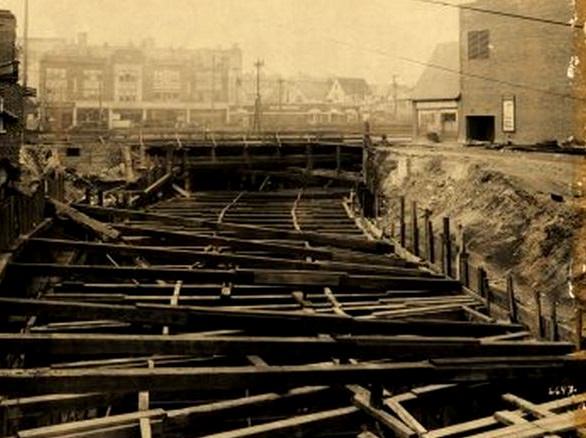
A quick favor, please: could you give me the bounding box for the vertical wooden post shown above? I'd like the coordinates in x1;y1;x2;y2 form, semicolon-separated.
549;299;558;341
424;210;435;263
97;190;104;207
507;274;517;323
443;217;452;277
457;227;467;284
534;291;543;339
460;253;470;288
165;146;173;173
484;275;492;317
336;145;342;174
411;201;419;256
84;187;92;204
399;196;406;248
476;266;486;298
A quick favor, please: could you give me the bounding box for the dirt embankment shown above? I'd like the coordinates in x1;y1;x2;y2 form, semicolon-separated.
380;147;584;318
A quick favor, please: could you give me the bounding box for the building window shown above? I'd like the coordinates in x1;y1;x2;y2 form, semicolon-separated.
82;70;102;100
441;113;456;123
66;147;81;157
468;30;490;60
45;67;68;101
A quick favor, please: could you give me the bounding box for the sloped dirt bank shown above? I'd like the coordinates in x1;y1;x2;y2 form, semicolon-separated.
379;146;585;323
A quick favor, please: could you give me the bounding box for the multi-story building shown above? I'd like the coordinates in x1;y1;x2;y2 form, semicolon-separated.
0;9;26;164
459;0;578;144
38;35;243;131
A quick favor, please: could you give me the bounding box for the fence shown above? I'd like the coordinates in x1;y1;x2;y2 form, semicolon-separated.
377;194;581;347
0;171;65;252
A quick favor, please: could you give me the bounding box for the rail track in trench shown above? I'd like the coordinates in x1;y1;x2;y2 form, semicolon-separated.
0;133;585;437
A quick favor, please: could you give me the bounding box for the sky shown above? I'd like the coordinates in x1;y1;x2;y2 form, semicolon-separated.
0;0;463;85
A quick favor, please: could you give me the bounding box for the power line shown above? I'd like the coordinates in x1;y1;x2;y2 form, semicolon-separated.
326;37;580;101
253;15;580;102
410;0;583;29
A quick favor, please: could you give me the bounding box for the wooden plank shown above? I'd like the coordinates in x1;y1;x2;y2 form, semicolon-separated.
501;393;553;418
3;333;573;358
49;199;120;241
8;263;239;283
196;406;360;438
0;297;528;337
467;410;586;438
113;224;333;259
166;386;331;433
16;409;166;438
0;359;582;395
348;386;416;438
72;204;394;253
385;399;428;435
9;261;459;290
425;392;586;438
493;410;529;425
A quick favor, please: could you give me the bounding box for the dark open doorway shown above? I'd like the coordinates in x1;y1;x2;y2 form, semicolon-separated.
467;116;495;142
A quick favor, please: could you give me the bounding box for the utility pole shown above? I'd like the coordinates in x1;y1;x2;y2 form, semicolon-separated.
21;0;29;141
252;59;264;134
98;72;103;128
211;54;216;111
23;0;29;88
278;76;284;111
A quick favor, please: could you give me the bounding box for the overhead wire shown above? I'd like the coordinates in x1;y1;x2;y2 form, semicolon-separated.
250;10;581;102
409;0;584;29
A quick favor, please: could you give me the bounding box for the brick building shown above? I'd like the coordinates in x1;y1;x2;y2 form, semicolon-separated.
459;0;577;144
0;10;25;164
38;35;243;131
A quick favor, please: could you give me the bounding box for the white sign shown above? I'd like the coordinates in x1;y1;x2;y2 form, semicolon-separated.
502;97;516;132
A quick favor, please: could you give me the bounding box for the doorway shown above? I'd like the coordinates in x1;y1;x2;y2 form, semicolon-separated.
466;116;495;142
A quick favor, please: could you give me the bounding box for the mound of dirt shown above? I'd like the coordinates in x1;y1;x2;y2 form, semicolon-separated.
382;153;583;318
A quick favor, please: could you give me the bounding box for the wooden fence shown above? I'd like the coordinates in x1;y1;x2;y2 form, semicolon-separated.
0;171;65;252
379;194;581;347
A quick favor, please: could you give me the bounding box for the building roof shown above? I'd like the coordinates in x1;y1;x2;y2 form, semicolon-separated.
334;77;371;96
296;79;331;101
412;42;460;101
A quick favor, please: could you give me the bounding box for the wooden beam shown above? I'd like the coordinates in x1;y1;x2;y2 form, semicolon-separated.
0;333;573;359
49;199;120;241
0;297;527;336
197;406;360;438
0;359;582;395
16;409;165;438
72;204;394;254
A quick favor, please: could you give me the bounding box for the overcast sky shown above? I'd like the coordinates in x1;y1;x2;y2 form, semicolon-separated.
0;0;463;85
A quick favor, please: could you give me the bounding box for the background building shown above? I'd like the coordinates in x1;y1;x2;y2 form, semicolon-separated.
0;9;26;164
411;42;460;141
459;0;576;144
37;34;243;131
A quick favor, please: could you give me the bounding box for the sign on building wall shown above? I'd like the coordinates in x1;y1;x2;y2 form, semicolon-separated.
502;96;516;132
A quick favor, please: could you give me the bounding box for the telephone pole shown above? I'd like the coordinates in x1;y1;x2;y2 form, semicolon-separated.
23;0;29;88
278;76;284;111
252;59;264;134
211;54;216;111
